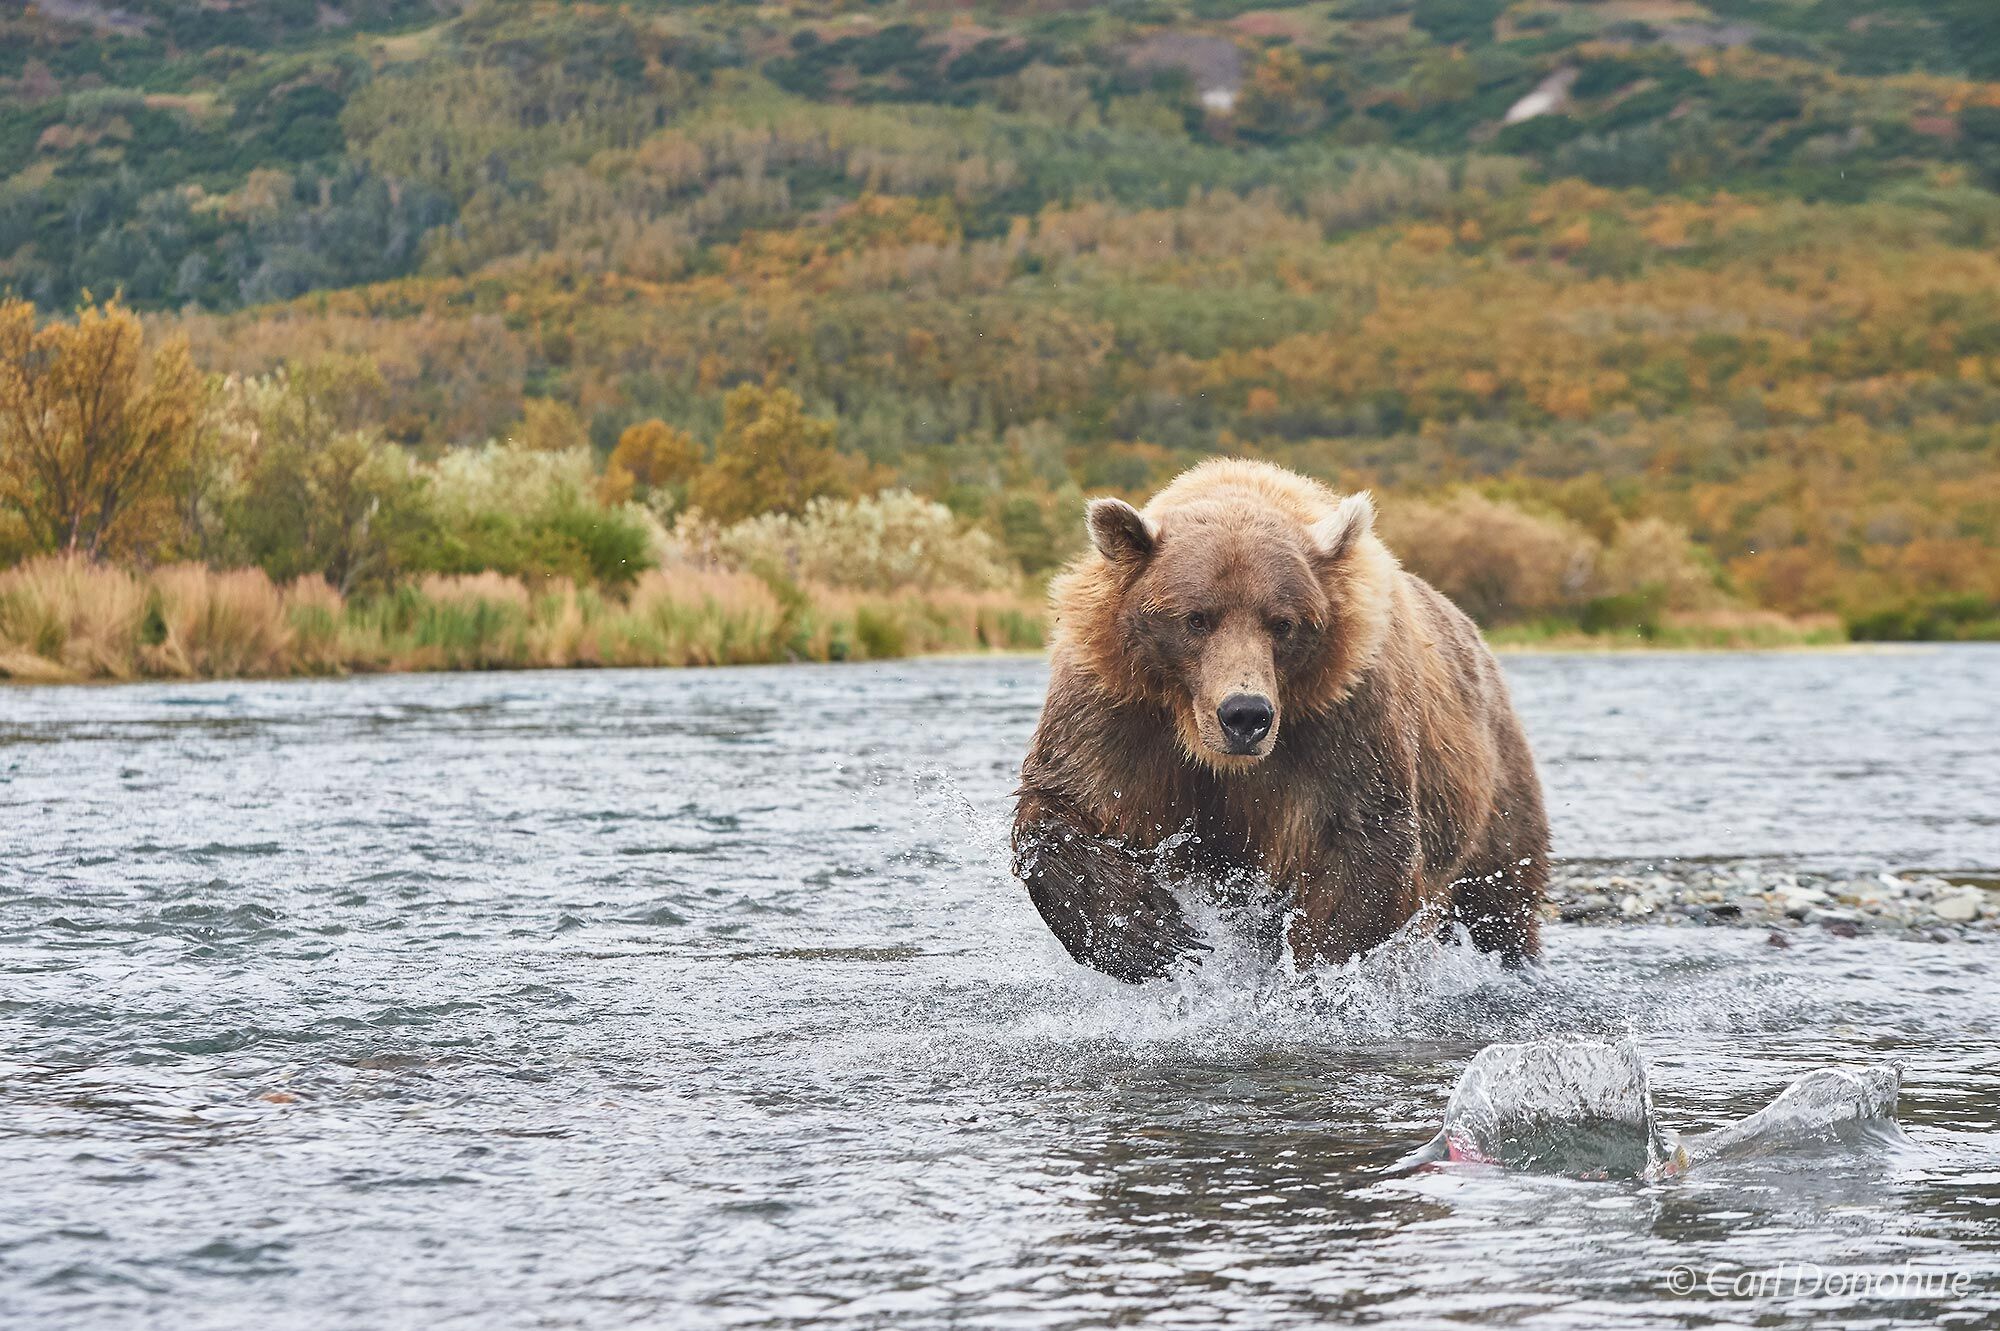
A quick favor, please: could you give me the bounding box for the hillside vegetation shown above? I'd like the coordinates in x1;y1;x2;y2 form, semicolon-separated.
3;0;1998;659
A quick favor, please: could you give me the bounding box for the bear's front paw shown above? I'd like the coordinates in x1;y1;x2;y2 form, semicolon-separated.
1098;885;1213;984
1030;875;1210;985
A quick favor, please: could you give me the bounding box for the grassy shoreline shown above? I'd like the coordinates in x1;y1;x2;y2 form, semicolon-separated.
0;559;1887;687
0;558;1043;684
1486;609;1849;652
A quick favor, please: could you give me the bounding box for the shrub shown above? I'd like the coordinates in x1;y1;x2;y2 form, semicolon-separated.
1381;491;1597;625
602;419;703;511
998;492;1063;575
517;398;590;453
422;442;656;587
709;490;1012;593
1412;0;1502;47
1579;589;1662;639
1848;595;2000;643
852;603;907;659
1597;517;1723;610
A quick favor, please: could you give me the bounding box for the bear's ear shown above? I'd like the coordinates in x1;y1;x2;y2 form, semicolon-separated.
1311;491;1375;566
1087;497;1157;565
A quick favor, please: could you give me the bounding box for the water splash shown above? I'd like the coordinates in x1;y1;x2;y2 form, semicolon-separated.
1683;1065;1907;1163
1404;1039;1905;1180
1410;1039;1685;1179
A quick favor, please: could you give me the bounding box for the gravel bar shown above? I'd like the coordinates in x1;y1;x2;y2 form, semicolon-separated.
1543;864;1999;942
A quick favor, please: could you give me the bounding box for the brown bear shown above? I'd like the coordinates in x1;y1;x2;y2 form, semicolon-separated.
1012;459;1548;983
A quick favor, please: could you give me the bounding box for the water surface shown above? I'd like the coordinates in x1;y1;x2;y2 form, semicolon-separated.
3;649;1997;1328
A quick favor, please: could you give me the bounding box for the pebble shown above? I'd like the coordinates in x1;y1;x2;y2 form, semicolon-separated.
1933;891;1984;924
1544;866;1996;941
1557;894;1614;923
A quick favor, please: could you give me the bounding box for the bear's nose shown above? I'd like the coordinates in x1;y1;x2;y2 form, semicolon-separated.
1217;693;1274;750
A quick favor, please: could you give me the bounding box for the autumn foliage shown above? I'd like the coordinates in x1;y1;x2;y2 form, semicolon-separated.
3;1;1997;660
0;298;206;561
602;420;702;508
688;384;862;524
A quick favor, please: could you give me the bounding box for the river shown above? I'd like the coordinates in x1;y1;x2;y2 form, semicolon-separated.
3;649;1997;1328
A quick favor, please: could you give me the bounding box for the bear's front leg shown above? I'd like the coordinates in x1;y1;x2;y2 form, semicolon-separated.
1286;789;1426;967
1012;791;1209;984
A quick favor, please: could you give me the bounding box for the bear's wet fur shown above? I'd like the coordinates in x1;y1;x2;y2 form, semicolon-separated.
1012;458;1549;983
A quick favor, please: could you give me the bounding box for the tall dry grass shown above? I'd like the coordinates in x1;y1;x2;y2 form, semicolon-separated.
283;576;349;675
808;587;1045;659
146;565;292;678
0;558;150;681
0;557;1046;683
618;569;789;666
1490;608;1846;650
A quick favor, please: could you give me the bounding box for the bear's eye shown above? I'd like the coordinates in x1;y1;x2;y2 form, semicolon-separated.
1270;617;1296;639
1185;611;1214;635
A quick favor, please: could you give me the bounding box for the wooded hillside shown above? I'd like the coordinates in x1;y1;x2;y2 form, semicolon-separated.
4;1;1997;640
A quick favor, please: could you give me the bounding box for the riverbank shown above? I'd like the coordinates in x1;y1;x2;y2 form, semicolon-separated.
1546;863;1999;941
1489;609;1849;651
0;558;1930;685
0;558;1042;683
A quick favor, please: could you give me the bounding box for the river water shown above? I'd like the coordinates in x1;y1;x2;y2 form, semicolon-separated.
3;649;1998;1329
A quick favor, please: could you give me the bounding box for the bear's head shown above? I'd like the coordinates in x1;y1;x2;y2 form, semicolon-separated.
1060;461;1394;772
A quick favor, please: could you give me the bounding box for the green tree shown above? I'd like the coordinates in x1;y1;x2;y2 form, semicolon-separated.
1412;0;1502;47
1942;1;2000;81
1236;48;1332;144
229;358;434;594
999;493;1060;575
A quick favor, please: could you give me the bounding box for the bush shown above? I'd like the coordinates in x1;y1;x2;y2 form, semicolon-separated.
602;419;703;512
1848;595;2000;643
422;442;657;588
852;603;907;659
1579;589;1662;639
1383;492;1723;630
998;493;1062;575
706;490;1012;593
1381;491;1597;625
1597;517;1722;610
517;398;591;453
